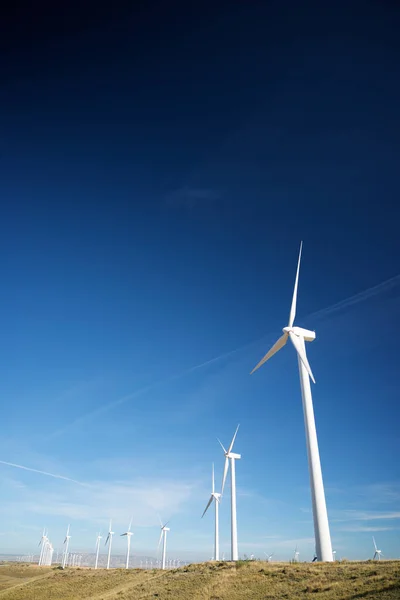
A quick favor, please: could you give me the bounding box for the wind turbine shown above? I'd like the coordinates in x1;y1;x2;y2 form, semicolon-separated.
62;525;70;569
201;463;221;560
218;424;241;561
251;242;333;562
121;519;134;569
94;532;102;569
373;537;383;560
264;552;274;562
38;529;47;566
105;520;114;569
158;519;170;570
293;545;299;563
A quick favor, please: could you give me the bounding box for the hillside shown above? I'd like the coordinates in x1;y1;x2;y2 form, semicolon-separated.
0;560;399;599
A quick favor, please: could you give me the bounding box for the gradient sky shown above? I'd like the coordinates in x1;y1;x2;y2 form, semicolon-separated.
0;0;399;562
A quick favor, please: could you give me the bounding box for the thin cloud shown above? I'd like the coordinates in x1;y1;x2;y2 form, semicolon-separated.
339;526;397;532
166;187;221;208
4;477;198;528
49;271;400;437
0;460;87;487
335;510;400;521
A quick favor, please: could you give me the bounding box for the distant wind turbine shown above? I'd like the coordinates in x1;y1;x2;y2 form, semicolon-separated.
201;463;221;561
62;525;71;569
105;520;114;569
38;528;47;566
251;242;333;562
121;519;134;569
94;532;102;569
264;552;274;562
293;545;299;563
218;424;241;561
158;519;170;570
373;537;383;560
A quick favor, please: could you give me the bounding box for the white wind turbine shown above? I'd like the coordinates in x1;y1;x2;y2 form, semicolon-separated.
94;532;102;569
218;424;241;561
105;520;114;569
201;463;221;561
158;519;170;570
373;536;383;560
264;552;274;562
38;529;47;566
121;519;134;569
293;545;300;563
62;525;71;569
251;242;333;562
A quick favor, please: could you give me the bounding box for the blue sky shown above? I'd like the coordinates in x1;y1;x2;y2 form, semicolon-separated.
0;1;399;561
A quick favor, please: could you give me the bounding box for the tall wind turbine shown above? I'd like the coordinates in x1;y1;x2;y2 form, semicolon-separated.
251;242;333;562
293;545;300;563
62;525;71;569
121;519;133;569
94;532;102;569
373;537;383;560
158;519;170;570
201;463;221;561
218;424;241;561
38;529;47;566
105;520;114;569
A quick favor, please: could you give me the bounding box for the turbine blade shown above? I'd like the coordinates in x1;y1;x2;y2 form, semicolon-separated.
373;536;377;551
157;530;163;551
158;514;163;528
228;424;240;454
212;463;215;494
250;333;288;374
288;332;316;383
105;534;110;546
217;438;227;454
201;495;214;518
221;456;229;495
121;533;127;536
288;241;302;328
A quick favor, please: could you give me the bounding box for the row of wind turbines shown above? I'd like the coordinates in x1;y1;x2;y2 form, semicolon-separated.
57;517;173;570
202;242;333;563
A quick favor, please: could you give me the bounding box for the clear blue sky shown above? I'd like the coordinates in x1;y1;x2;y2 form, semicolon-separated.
0;0;399;561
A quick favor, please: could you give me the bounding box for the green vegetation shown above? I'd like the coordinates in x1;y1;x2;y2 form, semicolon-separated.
0;560;399;599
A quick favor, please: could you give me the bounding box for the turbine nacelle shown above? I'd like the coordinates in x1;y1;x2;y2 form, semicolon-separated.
283;326;316;342
227;452;241;460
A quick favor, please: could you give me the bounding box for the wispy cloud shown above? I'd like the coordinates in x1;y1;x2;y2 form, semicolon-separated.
48;272;400;438
3;477;199;528
166;187;221;208
339;525;397;532
334;510;400;522
0;460;86;486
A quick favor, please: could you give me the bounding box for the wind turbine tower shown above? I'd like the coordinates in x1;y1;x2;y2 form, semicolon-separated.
218;425;241;561
158;520;170;570
201;463;221;560
94;533;102;569
105;521;114;569
251;242;333;562
121;519;134;569
62;525;71;569
38;529;47;566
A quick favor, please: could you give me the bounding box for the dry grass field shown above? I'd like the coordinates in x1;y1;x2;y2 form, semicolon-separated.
0;560;399;599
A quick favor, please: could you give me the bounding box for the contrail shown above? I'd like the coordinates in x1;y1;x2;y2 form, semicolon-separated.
49;271;400;437
0;460;87;486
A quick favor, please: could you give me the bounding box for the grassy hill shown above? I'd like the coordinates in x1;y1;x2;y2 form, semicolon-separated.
0;560;399;599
